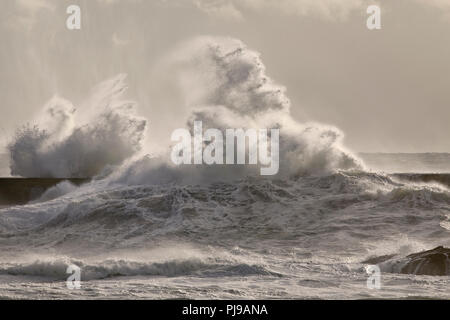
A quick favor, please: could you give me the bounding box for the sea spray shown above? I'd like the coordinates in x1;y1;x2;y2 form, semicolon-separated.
8;75;147;178
111;37;364;185
8;37;361;182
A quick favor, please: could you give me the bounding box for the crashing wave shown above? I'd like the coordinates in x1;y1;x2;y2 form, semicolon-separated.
8;75;147;178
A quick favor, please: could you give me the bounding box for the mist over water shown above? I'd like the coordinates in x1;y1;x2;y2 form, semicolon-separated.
7;37;362;182
7;75;146;178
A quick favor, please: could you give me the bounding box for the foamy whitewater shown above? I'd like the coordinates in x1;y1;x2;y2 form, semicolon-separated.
0;37;449;299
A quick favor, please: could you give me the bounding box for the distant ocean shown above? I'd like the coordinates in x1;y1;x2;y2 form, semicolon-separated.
359;153;450;173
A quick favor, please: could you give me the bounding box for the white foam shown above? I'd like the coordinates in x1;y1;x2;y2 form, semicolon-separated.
111;37;364;185
7;75;147;178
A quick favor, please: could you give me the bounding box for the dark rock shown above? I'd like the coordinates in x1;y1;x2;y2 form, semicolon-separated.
400;246;450;276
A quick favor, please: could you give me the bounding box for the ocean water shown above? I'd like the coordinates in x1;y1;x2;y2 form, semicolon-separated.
0;37;449;299
0;171;449;299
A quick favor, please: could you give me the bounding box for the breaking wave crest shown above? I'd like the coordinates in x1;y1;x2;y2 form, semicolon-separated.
114;36;363;184
7;37;362;183
0;171;449;250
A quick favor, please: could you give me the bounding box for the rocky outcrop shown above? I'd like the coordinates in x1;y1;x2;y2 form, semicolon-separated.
400;246;450;276
363;246;450;276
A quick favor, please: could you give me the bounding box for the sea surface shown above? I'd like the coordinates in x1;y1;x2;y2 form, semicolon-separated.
0;153;449;299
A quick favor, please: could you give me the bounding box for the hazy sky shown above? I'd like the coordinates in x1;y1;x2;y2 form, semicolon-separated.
1;0;450;153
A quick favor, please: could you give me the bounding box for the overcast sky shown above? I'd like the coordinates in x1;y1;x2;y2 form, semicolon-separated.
1;0;449;153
